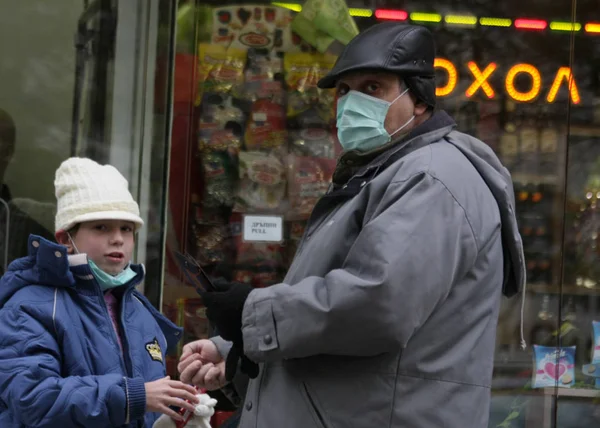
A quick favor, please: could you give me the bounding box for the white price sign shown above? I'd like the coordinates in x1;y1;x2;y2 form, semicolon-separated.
243;215;284;243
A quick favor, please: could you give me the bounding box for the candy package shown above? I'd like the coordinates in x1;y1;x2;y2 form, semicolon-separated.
201;152;237;208
291;0;359;53
196;44;247;104
290;128;336;158
235;151;287;212
210;5;311;53
198;93;245;153
242;48;285;101
593;321;600;362
532;345;576;388
284;52;337;127
245;99;288;151
287;154;336;219
191;223;229;265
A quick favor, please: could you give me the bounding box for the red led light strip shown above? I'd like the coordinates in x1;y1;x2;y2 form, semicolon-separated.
374;9;408;21
513;19;548;30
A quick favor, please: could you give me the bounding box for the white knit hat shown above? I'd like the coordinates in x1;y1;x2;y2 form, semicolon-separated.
54;157;144;232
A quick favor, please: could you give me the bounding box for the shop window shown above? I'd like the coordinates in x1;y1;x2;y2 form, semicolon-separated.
163;1;600;426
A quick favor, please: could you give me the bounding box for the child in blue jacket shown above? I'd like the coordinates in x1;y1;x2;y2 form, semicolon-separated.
0;158;198;427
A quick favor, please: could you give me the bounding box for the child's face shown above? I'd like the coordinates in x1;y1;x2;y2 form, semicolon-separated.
70;220;135;275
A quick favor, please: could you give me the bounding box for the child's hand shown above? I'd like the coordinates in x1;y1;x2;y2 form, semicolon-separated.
178;340;227;390
145;376;199;420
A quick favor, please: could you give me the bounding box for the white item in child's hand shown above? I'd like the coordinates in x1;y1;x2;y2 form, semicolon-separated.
152;393;218;428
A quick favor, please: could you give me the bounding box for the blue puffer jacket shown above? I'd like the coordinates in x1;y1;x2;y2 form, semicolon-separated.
0;236;183;428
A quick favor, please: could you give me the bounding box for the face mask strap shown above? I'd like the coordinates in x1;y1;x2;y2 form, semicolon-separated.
389;87;410;106
66;232;81;255
389;114;416;138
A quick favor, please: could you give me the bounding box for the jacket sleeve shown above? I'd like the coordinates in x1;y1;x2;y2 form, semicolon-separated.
0;307;147;427
241;172;479;361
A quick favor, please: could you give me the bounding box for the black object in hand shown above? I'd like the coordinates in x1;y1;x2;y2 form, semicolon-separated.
202;280;259;380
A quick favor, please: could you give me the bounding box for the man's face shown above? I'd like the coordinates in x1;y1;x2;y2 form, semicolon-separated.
335;71;428;137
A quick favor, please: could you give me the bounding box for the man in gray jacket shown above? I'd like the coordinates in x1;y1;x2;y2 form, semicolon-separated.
178;23;526;428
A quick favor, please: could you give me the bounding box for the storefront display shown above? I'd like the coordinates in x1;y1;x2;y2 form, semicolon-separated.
158;0;600;426
2;0;600;427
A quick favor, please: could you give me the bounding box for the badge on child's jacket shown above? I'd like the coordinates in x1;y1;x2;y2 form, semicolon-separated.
145;338;163;362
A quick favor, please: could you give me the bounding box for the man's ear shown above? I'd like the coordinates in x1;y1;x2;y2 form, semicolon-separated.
55;230;74;253
414;100;429;117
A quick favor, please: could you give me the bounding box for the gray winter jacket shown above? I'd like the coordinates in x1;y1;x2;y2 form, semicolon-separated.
216;111;525;428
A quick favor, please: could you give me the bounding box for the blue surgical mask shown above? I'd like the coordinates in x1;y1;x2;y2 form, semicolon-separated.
67;232;136;290
336;88;414;152
89;259;137;290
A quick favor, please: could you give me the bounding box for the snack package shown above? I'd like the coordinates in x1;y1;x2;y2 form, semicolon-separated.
290;128;336;158
532;345;576;388
284;52;337;127
593;321;600;362
211;5;311;53
291;0;359;53
198;93;245;153
243;49;285;100
245;99;288;150
287;154;336;219
196;44;247;104
192;223;229;265
201;152;237;208
235;151;287;212
582;363;600;388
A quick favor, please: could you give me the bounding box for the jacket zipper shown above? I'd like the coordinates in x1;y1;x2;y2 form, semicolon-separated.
95;281;136;426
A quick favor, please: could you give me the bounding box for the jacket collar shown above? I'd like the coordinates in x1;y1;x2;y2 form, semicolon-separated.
8;235;144;293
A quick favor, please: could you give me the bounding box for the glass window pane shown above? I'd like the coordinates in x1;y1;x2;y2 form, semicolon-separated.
163;1;600;426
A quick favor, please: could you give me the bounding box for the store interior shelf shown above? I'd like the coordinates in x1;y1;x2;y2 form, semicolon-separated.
512;173;559;185
492;387;600;398
527;282;600;296
540;387;600;398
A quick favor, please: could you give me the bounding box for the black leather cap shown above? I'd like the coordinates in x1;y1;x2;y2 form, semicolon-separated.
318;23;437;107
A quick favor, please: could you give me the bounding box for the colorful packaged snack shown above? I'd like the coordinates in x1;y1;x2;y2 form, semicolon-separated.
284;52;337;126
201;152;237;208
291;0;359;53
593;321;600;362
243;49;285;100
211;5;311;53
287;154;336;219
532;345;576;388
245;99;287;150
192;223;229;265
234;151;287;212
196;44;247;104
582;363;600;388
290;128;336;158
198;93;245;153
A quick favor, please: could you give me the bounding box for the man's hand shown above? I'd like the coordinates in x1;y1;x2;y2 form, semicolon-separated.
201;281;253;344
198;280;260;380
145;376;199;421
178;340;227;390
